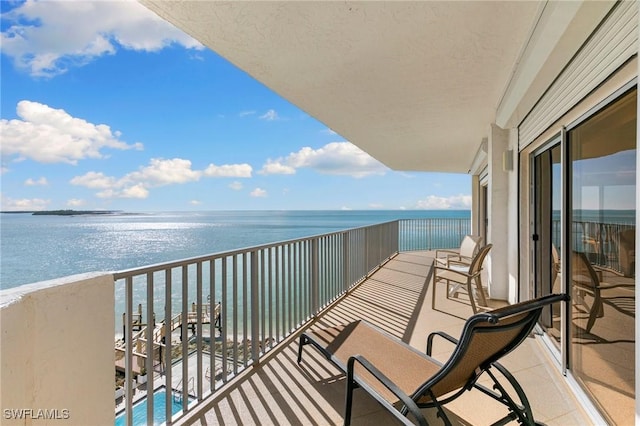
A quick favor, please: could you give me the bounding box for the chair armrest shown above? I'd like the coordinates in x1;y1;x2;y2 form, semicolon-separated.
434;266;477;280
426;331;458;356
435;249;459;258
434;257;448;266
447;258;472;267
347;355;427;426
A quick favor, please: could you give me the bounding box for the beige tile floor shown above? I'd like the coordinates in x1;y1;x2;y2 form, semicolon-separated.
172;251;593;426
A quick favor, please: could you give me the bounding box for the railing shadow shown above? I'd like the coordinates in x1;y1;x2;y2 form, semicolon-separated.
177;251;436;425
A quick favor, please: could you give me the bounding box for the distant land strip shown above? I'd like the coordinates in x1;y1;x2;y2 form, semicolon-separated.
1;210;123;216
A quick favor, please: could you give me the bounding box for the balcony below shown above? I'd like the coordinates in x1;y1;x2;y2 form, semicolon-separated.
171;251;591;425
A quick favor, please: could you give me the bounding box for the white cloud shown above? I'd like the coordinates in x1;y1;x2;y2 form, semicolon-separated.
190;200;202;206
70;172;117;189
1;101;143;164
66;198;85;207
259;160;296;175
72;157;252;199
94;189;116;199
1;166;8;175
126;158;201;186
259;109;279;121
119;183;149;199
229;181;243;191
415;194;472;210
1;195;50;211
239;110;256;117
24;177;48;186
250;188;267;198
204;163;252;178
322;128;338;135
259;142;387;178
1;0;202;77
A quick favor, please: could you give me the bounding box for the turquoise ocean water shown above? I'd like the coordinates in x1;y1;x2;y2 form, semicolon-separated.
1;210;470;290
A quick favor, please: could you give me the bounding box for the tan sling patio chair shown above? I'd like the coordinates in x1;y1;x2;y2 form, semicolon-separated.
298;294;569;426
434;235;482;268
432;244;493;314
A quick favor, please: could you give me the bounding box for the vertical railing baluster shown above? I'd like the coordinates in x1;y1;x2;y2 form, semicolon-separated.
303;240;309;319
298;242;303;323
251;250;260;363
146;271;154;425
181;265;188;413
242;252;248;367
165;269;172;425
311;239;319;316
259;250;266;353
275;247;280;342
124;276;133;426
268;247;273;348
196;262;203;401
333;234;338;300
221;257;227;383
232;255;238;375
343;233;349;292
209;260;215;391
293;242;298;328
287;243;292;333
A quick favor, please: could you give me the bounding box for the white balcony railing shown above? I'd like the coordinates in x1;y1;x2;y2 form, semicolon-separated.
113;218;471;425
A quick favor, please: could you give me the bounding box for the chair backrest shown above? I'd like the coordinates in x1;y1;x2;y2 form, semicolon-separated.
459;235;482;259
571;250;600;289
469;244;492;276
466;244;492;308
417;293;568;400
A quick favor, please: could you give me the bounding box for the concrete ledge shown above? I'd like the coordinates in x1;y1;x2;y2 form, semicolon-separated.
1;273;115;425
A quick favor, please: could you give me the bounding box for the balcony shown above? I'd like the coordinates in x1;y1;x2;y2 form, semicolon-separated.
169;250;590;426
1;219;590;425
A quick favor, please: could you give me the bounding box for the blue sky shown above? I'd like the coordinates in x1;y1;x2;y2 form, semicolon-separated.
0;0;471;212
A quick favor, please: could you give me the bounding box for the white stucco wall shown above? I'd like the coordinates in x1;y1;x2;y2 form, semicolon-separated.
0;273;115;425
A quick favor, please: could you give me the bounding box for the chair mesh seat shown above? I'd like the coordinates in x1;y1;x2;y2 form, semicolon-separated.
298;293;568;426
304;321;441;403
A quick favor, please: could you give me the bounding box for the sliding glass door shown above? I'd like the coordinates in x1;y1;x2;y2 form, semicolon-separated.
533;141;563;349
567;88;636;424
531;86;636;423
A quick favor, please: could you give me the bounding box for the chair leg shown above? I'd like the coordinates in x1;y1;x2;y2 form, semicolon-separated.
432;274;437;310
482;362;537;425
466;278;478;314
428;391;453;426
297;334;308;363
585;288;603;333
474;276;488;308
344;364;357;426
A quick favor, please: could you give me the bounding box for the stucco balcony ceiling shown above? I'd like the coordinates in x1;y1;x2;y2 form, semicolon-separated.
141;1;542;173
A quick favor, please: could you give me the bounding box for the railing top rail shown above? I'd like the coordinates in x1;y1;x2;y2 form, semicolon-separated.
112;217;471;279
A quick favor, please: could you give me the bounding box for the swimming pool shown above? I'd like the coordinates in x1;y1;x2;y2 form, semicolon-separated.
115;389;186;426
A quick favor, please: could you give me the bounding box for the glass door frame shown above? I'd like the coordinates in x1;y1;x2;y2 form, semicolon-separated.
530;133;568;371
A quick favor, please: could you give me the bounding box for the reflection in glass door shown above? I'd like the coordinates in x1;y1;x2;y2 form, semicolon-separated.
533;142;562;349
568;88;636;424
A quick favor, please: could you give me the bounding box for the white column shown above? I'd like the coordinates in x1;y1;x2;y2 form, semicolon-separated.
487;123;517;301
